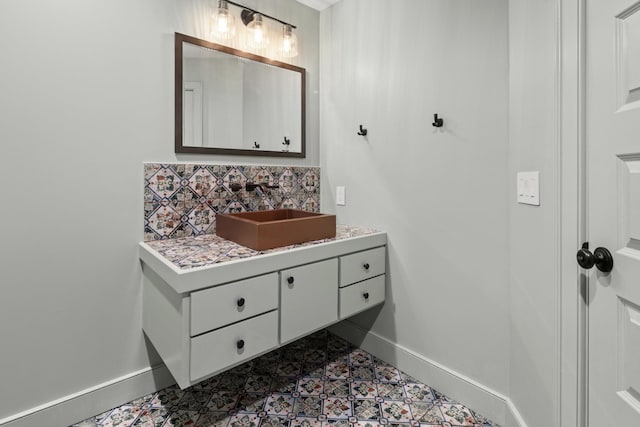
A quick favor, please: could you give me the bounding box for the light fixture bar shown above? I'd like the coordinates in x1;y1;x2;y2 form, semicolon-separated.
224;0;297;29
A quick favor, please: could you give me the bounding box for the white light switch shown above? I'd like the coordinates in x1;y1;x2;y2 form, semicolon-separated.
336;186;346;206
517;171;540;206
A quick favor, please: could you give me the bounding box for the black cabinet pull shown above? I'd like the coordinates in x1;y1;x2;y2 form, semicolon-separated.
363;292;370;299
287;276;295;285
237;339;245;350
363;263;370;270
237;297;245;307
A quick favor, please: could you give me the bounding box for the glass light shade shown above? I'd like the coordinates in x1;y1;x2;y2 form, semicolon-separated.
279;24;298;58
211;0;236;41
246;14;269;51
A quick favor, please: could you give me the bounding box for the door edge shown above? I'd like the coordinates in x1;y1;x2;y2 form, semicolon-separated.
560;0;588;426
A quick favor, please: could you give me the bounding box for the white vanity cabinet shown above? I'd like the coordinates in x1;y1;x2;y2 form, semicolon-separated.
140;228;386;389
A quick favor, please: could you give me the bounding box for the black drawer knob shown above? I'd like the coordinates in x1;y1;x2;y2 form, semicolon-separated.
237;297;245;308
363;263;370;271
287;276;295;285
363;292;370;299
237;339;245;350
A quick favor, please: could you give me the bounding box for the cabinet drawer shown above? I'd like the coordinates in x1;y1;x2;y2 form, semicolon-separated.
339;275;385;319
190;273;278;336
339;246;386;287
190;310;278;382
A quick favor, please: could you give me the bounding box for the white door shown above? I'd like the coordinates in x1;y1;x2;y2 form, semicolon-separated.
586;0;640;425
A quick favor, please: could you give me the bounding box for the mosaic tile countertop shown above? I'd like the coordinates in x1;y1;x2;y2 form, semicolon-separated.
144;225;382;270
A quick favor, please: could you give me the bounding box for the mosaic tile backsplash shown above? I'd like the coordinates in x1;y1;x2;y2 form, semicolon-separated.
144;164;320;241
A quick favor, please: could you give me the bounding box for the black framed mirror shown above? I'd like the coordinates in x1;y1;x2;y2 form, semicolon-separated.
175;32;306;157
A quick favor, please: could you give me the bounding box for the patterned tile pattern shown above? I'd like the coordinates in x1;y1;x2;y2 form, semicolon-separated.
144;164;321;241
144;225;378;270
72;331;500;427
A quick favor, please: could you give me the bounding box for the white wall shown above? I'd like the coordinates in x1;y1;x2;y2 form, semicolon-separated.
320;0;510;408
508;0;562;425
0;0;318;423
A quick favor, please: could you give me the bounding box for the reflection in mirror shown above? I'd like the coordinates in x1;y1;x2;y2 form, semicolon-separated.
175;33;306;157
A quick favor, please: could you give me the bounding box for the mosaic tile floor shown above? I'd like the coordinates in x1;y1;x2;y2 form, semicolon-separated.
72;331;499;427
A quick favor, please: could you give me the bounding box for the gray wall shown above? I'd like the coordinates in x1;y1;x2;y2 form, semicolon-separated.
508;0;561;425
320;0;510;398
0;0;319;421
320;1;564;426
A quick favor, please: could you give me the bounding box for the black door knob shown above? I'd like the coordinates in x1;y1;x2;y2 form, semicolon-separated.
576;244;614;273
287;276;295;285
363;263;370;270
593;247;614;273
237;339;245;350
363;292;369;299
576;247;595;269
237;297;245;308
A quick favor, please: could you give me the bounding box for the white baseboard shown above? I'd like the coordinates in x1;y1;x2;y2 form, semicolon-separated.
329;321;528;427
505;399;529;427
0;365;174;427
1;324;529;427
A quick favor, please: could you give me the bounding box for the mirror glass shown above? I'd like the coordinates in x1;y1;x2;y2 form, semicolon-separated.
175;33;306;157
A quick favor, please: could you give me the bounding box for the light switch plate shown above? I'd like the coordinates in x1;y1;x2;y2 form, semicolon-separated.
517;171;540;206
336;186;346;206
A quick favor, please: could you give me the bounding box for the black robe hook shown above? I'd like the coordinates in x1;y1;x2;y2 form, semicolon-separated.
432;114;444;128
357;125;368;136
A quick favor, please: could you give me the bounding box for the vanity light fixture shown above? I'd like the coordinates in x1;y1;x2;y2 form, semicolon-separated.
211;0;236;41
279;24;298;58
218;0;299;58
243;12;269;51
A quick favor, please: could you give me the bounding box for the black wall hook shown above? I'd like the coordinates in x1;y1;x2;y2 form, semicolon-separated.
253;141;260;149
282;136;290;146
357;125;368;136
432;114;444;128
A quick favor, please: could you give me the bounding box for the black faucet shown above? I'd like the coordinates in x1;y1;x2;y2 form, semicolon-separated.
246;181;279;192
229;182;242;192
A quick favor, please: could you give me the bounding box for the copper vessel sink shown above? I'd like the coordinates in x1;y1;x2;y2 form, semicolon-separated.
215;209;337;250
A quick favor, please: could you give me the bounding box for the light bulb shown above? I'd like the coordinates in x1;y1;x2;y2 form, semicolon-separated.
279;24;298;58
211;0;236;41
246;14;269;52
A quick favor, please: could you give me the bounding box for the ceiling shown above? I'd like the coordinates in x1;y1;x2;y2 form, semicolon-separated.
294;0;340;11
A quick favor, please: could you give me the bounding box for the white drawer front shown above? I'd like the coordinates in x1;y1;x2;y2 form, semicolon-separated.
339;275;385;319
190;273;278;336
190;310;278;382
339;247;386;287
